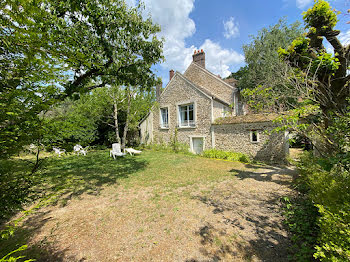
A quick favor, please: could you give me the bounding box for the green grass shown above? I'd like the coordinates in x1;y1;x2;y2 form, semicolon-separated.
1;149;239;220
1;149;243;261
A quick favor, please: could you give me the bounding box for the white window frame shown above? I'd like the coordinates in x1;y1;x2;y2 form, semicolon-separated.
176;101;196;128
250;130;260;143
159;107;169;129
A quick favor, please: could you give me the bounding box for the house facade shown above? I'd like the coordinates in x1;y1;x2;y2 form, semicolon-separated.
140;50;289;161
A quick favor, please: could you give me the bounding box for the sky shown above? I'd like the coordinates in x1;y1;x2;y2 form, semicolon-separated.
126;0;350;86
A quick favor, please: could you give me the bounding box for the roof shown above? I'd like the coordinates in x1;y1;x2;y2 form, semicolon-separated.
189;62;237;91
213;113;281;125
180;73;231;106
162;71;231;106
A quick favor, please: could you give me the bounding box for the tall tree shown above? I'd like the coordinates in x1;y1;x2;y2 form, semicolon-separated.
0;0;163;158
279;0;350;125
229;19;304;112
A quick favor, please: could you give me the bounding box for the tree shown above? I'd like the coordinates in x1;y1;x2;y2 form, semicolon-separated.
0;0;163;158
229;19;304;112
279;0;350;126
45;85;154;149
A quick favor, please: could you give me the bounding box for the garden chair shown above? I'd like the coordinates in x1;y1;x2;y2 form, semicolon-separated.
110;143;126;159
73;144;83;154
53;147;65;157
124;148;142;156
77;146;89;156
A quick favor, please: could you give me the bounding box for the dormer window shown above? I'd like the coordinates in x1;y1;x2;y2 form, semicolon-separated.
178;103;195;127
160;107;169;128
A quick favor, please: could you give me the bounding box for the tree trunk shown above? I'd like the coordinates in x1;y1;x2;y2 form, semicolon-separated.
121;88;131;149
113;97;121;144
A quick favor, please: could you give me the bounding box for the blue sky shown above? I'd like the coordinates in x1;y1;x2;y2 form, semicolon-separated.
127;0;349;85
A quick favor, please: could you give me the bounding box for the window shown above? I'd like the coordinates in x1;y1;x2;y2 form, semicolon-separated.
250;130;259;143
179;103;195;127
160;108;169;128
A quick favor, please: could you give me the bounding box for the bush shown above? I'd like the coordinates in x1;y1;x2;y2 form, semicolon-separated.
202;149;251;163
286;152;350;261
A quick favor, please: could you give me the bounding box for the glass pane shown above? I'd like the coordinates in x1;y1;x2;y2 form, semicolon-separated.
252;131;258;142
189;108;193;121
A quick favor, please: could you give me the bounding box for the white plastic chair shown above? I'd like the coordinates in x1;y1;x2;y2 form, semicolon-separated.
73;144;83;154
77;146;89;156
53;147;65;157
125;148;142;156
110;143;126;159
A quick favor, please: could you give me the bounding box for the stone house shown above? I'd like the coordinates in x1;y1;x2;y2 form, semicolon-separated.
140;50;289;161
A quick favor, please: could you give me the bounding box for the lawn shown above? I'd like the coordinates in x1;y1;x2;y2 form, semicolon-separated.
1;150;296;262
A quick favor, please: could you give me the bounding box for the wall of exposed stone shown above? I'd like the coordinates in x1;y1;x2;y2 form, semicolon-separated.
213;100;229;120
213;122;288;161
184;63;235;104
153;73;213;150
139;112;153;144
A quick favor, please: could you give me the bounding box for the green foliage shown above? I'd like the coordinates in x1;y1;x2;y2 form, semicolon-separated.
241;86;276;113
303;0;339;30
145;142;190;155
1;0;163;158
0;245;33;262
0;160;36;220
44;85;155;148
281;195;319;261
233;19;304;112
291;152;350;261
202;149;251;163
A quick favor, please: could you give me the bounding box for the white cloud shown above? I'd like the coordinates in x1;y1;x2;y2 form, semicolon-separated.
339;29;350;46
200;39;245;77
296;0;313;9
223;17;239;39
142;0;244;79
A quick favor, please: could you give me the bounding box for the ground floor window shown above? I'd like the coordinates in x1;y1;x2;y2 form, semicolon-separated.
160;108;169;128
250;130;259;143
179;104;195;127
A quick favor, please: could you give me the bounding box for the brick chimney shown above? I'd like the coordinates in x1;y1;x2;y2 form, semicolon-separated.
169;69;174;81
192;49;205;68
156;81;162;102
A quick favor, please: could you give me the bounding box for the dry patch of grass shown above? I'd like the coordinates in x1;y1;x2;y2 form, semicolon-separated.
1;150;297;261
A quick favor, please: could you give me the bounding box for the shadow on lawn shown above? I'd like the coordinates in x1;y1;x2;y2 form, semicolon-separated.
36;150;148;203
1;210;87;262
0;151;148;261
229;163;297;186
189;194;292;261
188;164;295;261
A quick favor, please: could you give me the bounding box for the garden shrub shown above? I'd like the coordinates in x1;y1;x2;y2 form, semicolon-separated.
285;152;350;261
202;149;251;163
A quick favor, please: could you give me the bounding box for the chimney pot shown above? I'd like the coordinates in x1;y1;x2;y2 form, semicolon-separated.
169;69;174;81
192;50;205;68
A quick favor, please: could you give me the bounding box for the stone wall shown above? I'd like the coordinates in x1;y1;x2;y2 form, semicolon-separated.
153;73;213;150
139;112;153;144
213;122;288;161
184;63;235;104
213;100;230;120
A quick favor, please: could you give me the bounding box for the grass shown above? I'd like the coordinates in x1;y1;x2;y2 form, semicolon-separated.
0;149;295;262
